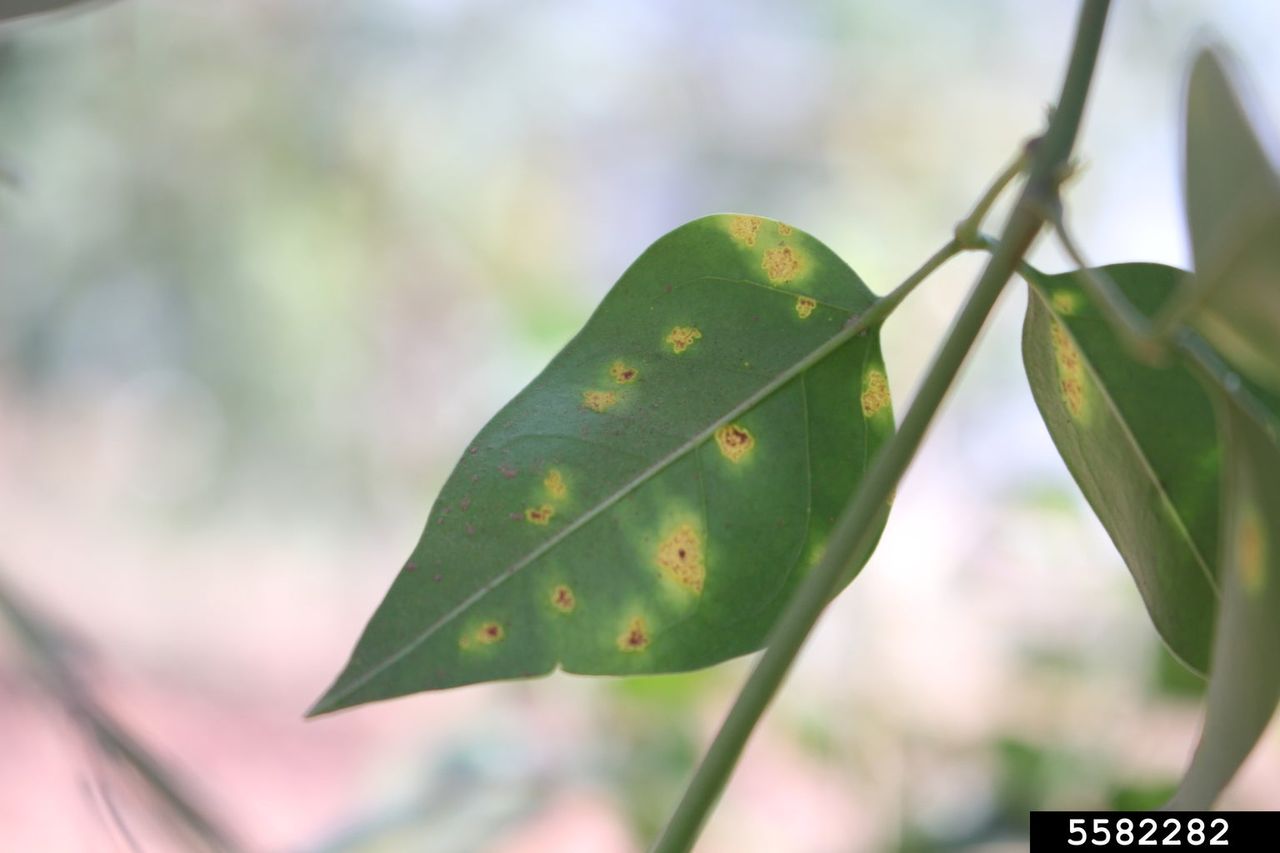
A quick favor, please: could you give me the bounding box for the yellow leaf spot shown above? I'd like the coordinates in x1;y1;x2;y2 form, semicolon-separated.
551;584;576;613
1050;320;1088;421
460;621;505;649
777;222;794;236
582;390;618;412
617;615;650;652
1237;504;1267;595
861;369;890;418
714;423;755;463
795;296;817;319
544;469;567;500
729;215;761;246
761;245;802;283
1052;290;1082;316
657;523;705;593
610;360;639;383
525;504;555;525
666;326;702;354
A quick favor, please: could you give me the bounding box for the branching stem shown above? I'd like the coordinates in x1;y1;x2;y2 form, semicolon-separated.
653;2;1113;849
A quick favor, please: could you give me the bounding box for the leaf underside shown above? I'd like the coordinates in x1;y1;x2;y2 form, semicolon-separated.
1174;48;1280;392
1022;263;1219;673
311;215;895;715
1169;390;1280;808
1167;49;1280;806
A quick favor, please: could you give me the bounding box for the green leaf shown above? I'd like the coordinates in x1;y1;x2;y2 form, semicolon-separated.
311;215;895;715
0;1;107;24
1021;263;1220;673
1169;49;1280;392
1168;388;1280;808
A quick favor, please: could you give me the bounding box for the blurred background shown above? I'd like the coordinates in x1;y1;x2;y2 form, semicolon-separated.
2;0;1278;850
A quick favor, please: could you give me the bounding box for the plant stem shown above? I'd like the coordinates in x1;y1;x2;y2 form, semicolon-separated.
870;237;963;318
954;148;1030;249
1048;216;1166;363
0;574;241;852
652;2;1112;850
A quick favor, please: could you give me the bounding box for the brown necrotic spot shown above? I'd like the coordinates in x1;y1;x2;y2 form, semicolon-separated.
610;360;639;383
666;326;702;354
460;621;505;649
795;296;817;319
582;390;618;412
617;616;650;652
761;245;802;283
1049;320;1088;421
525;504;555;525
551;584;576;613
544;469;567;500
714;423;755;463
657;523;705;593
860;369;890;418
777;222;794;236
729;215;761;247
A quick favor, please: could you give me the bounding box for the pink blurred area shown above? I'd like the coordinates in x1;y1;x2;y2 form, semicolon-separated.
3;1;1280;851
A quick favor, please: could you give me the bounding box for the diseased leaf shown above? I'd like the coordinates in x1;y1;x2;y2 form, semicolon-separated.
1168;388;1280;808
1022;264;1219;673
1169;49;1280;391
311;215;894;715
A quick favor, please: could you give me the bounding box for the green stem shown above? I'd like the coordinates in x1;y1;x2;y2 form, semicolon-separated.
954;148;1030;249
652;2;1112;850
872;237;963;317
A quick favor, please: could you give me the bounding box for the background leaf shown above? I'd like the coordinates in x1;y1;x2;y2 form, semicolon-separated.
1168;386;1280;808
1021;263;1219;673
1169;48;1280;391
0;1;107;24
312;215;894;715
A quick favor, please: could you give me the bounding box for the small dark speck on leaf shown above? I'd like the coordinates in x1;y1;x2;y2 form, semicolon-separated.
466;524;476;536
433;573;442;582
404;563;417;573
499;465;518;479
460;496;472;511
510;512;524;521
469;446;479;455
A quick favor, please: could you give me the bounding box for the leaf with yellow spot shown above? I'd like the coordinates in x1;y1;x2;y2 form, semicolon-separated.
1168;387;1280;808
1022;264;1222;673
310;214;894;715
